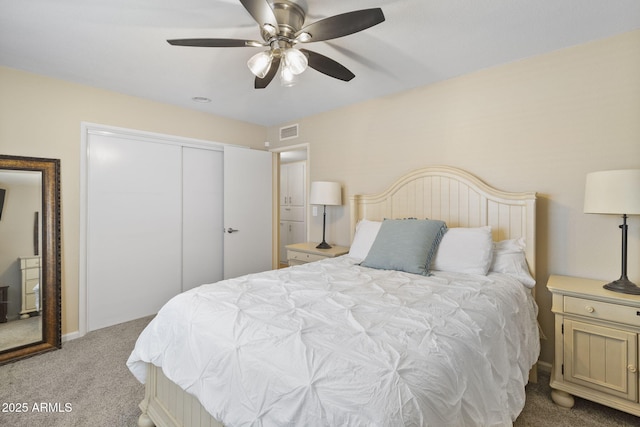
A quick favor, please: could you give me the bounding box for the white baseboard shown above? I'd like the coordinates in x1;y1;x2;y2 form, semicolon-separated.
537;360;552;373
62;330;82;342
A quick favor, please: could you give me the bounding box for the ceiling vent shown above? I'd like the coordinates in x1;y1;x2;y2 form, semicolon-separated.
279;124;299;141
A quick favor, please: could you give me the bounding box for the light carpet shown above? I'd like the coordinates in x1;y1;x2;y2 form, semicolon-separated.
0;316;638;427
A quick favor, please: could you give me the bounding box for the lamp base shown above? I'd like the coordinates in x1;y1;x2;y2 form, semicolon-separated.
316;241;332;249
603;277;640;295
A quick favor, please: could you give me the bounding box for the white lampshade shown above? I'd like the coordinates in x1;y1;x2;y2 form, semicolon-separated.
309;181;342;206
280;64;298;87
584;169;640;215
283;48;308;75
247;51;273;79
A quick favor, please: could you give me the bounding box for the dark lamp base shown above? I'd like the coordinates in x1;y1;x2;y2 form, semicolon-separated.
603;278;640;295
316;241;332;249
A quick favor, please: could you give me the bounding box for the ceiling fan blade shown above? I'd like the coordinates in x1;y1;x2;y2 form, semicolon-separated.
168;38;263;48
240;0;279;29
255;56;281;89
300;49;355;82
295;8;385;43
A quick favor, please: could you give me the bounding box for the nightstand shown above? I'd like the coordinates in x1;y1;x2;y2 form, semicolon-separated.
548;274;640;416
286;242;349;266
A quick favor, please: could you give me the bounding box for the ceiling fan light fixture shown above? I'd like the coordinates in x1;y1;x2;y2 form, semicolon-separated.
247;50;273;78
167;3;385;89
280;63;298;87
283;48;307;75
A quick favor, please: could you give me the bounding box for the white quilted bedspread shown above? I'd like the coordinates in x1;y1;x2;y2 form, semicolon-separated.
127;256;539;427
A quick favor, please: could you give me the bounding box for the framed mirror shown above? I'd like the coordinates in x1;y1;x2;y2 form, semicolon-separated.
0;155;61;364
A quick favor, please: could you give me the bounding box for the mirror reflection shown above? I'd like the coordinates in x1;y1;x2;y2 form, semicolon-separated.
0;170;43;351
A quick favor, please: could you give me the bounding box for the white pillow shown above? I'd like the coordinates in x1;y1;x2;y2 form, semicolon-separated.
431;226;494;275
490;238;536;288
348;219;382;261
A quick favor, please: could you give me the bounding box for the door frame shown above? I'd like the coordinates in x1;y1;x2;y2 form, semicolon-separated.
270;143;310;266
79;122;239;338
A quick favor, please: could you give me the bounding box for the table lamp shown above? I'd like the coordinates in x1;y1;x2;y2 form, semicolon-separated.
584;169;640;294
309;181;342;249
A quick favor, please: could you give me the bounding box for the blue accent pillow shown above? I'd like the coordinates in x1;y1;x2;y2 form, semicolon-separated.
361;219;447;275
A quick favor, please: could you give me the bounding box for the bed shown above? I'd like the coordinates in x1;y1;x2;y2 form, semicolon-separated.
127;165;539;427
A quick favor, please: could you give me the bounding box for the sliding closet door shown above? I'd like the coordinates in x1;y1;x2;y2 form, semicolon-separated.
87;135;182;331
84;129;272;332
182;147;223;291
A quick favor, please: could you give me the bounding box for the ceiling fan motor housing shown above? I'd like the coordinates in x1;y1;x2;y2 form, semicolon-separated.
266;1;305;40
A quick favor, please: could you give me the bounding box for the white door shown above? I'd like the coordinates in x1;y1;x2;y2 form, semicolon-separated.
87;135;182;331
279;221;288;262
278;161;306;265
287;162;306;206
279;220;306;262
182;147;224;291
289;221;305;246
223;146;273;279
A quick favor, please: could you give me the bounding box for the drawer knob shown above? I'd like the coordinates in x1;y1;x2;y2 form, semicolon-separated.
585;306;595;313
628;365;637;373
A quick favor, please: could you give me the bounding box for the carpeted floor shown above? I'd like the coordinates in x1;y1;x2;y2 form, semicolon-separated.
1;315;639;427
516;371;639;426
0;316;150;427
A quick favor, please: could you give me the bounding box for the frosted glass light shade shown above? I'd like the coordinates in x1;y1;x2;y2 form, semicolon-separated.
280;64;298;87
284;48;308;75
584;169;640;215
247;51;273;78
309;181;342;206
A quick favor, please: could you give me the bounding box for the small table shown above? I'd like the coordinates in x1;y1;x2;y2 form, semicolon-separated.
286;242;350;266
547;274;640;416
0;285;9;323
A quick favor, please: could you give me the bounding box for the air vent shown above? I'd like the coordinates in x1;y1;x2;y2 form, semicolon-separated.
279;124;299;141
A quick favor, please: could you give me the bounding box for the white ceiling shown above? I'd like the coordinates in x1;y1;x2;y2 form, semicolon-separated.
1;0;639;127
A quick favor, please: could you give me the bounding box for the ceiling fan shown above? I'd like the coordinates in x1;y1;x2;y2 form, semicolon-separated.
167;0;385;88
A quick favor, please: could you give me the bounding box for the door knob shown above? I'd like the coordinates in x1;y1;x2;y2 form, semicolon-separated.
226;228;239;233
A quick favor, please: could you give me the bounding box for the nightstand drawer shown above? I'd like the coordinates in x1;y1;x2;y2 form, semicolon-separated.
287;250;325;263
564;296;640;327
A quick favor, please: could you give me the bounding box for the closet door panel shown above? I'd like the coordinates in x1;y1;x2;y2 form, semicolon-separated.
182;147;223;291
87;135;182;331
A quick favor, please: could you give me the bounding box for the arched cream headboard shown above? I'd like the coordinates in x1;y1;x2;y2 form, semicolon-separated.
349;165;537;277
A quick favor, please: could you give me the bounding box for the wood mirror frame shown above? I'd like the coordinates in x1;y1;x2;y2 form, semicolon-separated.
0;155;61;364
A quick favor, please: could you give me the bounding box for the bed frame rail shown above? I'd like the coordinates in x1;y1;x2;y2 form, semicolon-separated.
139;364;223;427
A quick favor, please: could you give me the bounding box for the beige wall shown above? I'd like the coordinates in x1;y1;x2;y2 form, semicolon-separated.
2;29;638;366
0;66;267;335
268;30;640;365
